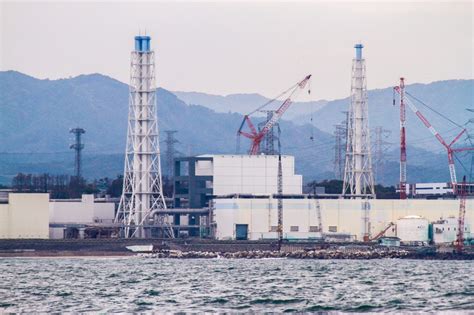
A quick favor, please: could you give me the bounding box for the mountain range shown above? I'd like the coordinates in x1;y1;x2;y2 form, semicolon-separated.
175;80;474;153
0;70;472;186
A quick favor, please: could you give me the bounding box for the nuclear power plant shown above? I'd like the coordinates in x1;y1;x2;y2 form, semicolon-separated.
0;34;473;255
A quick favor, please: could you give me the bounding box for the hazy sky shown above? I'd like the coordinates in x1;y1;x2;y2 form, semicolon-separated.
1;1;472;100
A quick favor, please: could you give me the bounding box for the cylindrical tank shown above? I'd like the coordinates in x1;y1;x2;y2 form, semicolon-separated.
396;215;429;244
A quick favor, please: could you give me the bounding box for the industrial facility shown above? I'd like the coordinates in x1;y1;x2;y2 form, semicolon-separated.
1;34;473;254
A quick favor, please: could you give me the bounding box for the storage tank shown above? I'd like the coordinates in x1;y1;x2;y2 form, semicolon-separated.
396;215;429;244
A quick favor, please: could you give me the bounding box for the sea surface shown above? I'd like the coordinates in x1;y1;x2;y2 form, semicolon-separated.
0;257;473;313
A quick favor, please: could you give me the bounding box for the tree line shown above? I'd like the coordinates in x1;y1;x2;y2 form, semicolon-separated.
305;179;398;199
10;173;123;199
8;173;175;199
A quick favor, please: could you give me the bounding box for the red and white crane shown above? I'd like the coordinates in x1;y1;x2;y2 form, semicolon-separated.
395;78;408;199
394;78;474;190
238;75;312;155
455;176;467;253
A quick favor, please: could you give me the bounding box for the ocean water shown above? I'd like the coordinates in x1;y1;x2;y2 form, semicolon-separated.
0;257;473;313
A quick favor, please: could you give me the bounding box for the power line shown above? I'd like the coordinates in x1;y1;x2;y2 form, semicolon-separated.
405;91;464;129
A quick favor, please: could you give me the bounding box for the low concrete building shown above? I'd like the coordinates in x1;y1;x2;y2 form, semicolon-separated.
0;193;49;239
49;194;115;239
432;216;471;244
213;197;474;241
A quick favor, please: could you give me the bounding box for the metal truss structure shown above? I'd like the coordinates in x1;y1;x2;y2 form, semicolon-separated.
343;44;376;198
115;35;174;238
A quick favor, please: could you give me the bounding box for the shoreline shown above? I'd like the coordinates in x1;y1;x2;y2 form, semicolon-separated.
1;249;473;260
1;239;473;260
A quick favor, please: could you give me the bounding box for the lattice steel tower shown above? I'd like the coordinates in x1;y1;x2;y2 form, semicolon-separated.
258;110;281;155
164;130;179;177
342;44;375;197
69;128;85;178
115;35;172;238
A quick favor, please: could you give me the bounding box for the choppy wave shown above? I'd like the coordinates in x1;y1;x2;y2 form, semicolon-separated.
0;257;473;312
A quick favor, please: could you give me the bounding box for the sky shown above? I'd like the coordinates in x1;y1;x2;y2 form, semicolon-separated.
0;1;473;100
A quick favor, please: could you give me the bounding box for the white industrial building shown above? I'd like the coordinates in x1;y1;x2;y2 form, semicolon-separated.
0;193;115;239
208;154;302;195
396;215;429;244
432;216;471;244
214;197;474;243
0;193;50;239
176;154;301;196
49;195;115;239
209;155;474;243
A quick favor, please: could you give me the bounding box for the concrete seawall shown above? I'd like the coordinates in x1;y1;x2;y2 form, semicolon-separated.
0;239;473;259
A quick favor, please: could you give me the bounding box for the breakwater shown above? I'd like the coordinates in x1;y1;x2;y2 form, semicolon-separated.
142;248;474;260
1;239;473;259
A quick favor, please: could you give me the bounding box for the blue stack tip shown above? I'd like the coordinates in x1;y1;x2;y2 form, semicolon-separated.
354;43;364;60
135;35;151;52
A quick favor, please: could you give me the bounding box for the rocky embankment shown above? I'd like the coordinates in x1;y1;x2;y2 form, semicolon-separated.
140;248;412;259
139;247;474;260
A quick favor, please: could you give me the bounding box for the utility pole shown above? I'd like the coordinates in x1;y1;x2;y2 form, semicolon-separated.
342;43;375;197
69;128;85;179
277;154;283;250
163;130;179;178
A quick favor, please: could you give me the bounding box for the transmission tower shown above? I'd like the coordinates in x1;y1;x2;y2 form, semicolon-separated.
342;44;375;198
258;110;281;155
115;35;173;239
69;128;85;178
333;111;348;180
163;130;179;178
373;126;391;184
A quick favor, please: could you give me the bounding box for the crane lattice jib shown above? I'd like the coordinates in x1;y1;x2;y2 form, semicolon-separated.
456;176;467;253
239;74;311;155
259;75;311;137
394;87;470;185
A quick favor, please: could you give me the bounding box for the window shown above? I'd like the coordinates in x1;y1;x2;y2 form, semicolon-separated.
179;161;189;176
290;226;299;232
328;226;338;232
270;226;278;232
309;226;321;232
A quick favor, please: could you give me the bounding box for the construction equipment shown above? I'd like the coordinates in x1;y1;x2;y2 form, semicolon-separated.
455;176;467;253
277;154;283;250
394;78;407;199
394;79;474;190
238;75;312;155
369;222;395;242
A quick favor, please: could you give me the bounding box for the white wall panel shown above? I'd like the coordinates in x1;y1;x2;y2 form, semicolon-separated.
214;197;474;241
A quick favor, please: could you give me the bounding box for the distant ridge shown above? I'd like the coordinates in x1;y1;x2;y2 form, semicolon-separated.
0;71;471;185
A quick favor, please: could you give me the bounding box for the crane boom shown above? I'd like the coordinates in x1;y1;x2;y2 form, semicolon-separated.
238;74;312;155
370;222;395;241
397;78;407;199
393;84;473;186
277;154;283;250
